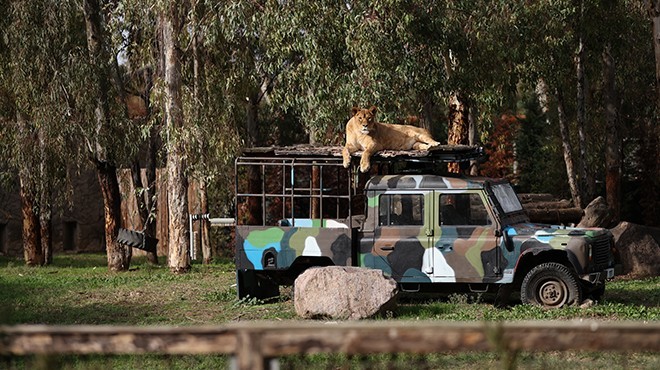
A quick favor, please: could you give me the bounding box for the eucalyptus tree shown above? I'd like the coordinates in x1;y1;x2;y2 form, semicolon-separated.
651;1;660;109
255;1;356;144
0;0;79;265
79;0;148;271
155;0;191;273
513;1;586;206
646;0;660;225
109;0;162;264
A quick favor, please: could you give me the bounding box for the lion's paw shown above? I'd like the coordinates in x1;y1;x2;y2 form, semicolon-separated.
359;161;371;173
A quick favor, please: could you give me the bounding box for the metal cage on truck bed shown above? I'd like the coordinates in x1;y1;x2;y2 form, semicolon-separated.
234;144;484;227
235;152;357;228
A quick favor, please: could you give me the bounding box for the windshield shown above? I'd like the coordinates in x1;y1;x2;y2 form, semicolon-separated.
491;183;523;214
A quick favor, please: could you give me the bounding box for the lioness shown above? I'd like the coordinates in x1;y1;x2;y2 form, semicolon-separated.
342;106;440;172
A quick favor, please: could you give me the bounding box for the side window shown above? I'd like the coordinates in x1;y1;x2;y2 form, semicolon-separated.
379;194;424;226
440;193;491;226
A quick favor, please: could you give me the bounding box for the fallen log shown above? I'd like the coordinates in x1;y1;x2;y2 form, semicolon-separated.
518;193;555;203
523;199;572;209
526;207;583;225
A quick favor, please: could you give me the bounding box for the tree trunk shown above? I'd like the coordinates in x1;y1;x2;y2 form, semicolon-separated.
556;89;582;208
145;133;158;246
468;105;479;176
246;91;263;225
247;92;259;147
16;111;43;266
19;180;43;267
38;127;52;265
140;53;159;264
536;79;552;123
191;2;211;264
576;32;593;206
447;93;469;174
650;1;660;109
97;161;131;271
84;0;131;271
131;160;158;264
162;8;190;273
646;2;660;227
39;212;52;266
311;165;320;218
199;179;212;264
603;45;621;223
420;98;435;132
166;149;190;273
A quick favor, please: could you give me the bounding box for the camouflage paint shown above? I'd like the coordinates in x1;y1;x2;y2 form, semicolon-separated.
236;220;352;271
237;174;614;288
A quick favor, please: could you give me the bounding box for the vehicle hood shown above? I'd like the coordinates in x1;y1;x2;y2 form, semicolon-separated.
504;223;610;240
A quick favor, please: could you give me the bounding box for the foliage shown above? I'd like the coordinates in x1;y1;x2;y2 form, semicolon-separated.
0;0;658;269
480;114;521;181
0;0;80;200
514;91;569;195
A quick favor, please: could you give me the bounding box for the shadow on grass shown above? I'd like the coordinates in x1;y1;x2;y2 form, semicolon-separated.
0;270;164;325
1;253;175;269
604;286;660;307
1;293;163;326
1;253;109;269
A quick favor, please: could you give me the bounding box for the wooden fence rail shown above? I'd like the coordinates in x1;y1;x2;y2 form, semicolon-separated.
2;321;659;370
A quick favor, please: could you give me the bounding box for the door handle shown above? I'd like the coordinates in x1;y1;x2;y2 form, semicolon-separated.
381;246;395;251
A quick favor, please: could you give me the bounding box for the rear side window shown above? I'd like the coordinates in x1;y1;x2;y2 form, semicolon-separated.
440;193;491;226
379;194;424;226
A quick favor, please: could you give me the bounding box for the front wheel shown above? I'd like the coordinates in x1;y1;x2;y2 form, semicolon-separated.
520;262;583;308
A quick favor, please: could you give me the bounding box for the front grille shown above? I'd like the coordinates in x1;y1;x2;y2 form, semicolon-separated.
591;234;613;268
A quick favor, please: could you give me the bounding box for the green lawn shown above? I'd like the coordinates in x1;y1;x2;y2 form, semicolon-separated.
1;253;659;369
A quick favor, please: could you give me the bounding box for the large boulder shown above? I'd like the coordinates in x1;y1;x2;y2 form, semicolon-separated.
294;266;398;320
578;196;613;228
610;222;660;278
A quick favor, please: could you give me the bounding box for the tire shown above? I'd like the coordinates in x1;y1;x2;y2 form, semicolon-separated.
494;284;514;308
236;270;280;301
587;283;605;301
117;228;158;253
520;262;583;308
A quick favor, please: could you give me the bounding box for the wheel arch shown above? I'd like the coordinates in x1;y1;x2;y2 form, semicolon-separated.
512;249;577;290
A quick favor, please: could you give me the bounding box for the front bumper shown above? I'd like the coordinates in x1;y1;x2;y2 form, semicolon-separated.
581;267;615;284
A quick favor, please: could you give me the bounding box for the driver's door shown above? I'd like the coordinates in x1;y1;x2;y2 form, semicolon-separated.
432;191;502;283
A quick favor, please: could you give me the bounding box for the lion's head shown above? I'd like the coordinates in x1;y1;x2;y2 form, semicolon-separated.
350;106;377;134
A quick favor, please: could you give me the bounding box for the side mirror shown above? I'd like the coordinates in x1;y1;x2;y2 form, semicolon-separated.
498;228;516;252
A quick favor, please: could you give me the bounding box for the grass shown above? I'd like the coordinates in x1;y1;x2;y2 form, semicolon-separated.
1;253;659;369
0;253;297;325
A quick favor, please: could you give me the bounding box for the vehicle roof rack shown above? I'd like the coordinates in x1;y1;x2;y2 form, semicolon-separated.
241;144;484;163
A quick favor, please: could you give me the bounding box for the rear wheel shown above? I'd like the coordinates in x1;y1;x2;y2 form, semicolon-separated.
521;262;583;308
236;270;280;301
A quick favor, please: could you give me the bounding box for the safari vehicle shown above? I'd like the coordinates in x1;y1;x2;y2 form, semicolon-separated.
234;145;615;308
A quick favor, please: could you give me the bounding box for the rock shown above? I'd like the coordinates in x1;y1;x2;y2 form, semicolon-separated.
294;266;398;320
580;299;594;309
578;196;612;228
610;222;660;278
